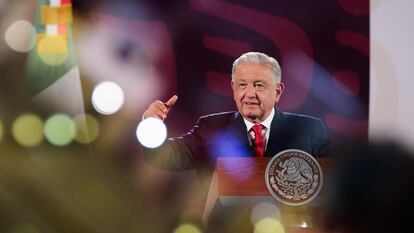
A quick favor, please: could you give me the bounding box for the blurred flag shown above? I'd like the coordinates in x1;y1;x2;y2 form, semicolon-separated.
26;0;84;115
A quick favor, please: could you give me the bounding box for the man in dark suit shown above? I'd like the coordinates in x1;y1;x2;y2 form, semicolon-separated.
142;52;330;173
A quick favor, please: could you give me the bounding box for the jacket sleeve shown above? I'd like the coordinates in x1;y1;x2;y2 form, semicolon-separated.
143;116;208;171
311;118;331;157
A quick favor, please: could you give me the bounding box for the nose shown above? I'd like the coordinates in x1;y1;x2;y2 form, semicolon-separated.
245;84;256;98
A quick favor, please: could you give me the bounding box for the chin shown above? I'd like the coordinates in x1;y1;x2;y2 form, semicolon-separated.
244;111;261;119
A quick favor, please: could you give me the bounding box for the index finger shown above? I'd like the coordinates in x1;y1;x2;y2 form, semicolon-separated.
164;95;178;107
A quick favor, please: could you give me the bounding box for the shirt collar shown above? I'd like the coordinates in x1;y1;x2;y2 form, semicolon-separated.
243;108;275;131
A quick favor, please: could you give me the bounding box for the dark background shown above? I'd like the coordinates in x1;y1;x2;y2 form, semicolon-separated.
74;0;369;145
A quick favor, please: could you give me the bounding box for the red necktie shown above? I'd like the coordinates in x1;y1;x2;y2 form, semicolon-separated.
251;124;265;157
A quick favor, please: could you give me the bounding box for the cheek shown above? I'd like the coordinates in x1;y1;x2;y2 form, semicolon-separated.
233;92;241;105
256;92;266;101
234;90;244;100
258;92;274;105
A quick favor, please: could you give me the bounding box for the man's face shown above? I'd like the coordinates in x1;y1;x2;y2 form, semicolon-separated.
232;63;284;123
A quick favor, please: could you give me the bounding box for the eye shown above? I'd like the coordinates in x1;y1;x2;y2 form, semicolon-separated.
255;83;265;90
239;83;247;89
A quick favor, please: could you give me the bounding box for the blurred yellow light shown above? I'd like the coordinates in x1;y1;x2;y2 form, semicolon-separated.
173;224;201;233
300;221;308;228
254;218;285;233
0;119;4;142
44;114;76;146
40;4;73;25
74;114;100;144
5;20;36;53
37;34;68;66
251;202;281;226
12;114;44;147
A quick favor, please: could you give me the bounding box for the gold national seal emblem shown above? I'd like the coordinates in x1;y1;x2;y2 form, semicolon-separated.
265;149;324;206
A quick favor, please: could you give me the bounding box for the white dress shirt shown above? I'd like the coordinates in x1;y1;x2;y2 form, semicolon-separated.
242;108;275;150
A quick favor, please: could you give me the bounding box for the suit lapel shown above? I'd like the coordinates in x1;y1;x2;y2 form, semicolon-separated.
265;109;290;157
226;112;253;157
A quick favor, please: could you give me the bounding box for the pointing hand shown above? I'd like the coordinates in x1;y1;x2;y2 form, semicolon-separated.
142;95;178;120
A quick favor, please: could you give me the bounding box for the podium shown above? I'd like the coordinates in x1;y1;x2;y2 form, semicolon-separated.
203;157;331;233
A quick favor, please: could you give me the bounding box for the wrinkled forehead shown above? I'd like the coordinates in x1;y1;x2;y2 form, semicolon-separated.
233;63;276;82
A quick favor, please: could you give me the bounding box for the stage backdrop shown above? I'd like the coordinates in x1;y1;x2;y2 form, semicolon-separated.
73;0;370;145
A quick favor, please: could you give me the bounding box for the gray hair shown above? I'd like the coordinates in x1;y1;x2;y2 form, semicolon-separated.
231;52;281;84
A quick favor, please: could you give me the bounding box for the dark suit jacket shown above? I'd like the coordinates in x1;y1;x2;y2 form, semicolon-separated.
144;109;330;174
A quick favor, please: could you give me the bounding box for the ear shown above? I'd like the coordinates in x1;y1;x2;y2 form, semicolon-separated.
275;82;284;102
231;80;235;91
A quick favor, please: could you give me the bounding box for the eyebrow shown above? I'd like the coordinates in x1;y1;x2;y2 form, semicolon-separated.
236;79;267;83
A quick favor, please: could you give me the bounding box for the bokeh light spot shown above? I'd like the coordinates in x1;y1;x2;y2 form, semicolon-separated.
37;35;68;66
137;118;167;148
5;20;36;53
12;114;44;147
254;218;285;233
251;202;281;226
44;114;76;146
0;119;4;142
92;81;124;115
74;114;100;144
173;224;201;233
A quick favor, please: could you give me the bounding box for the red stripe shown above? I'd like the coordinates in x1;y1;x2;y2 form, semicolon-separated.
61;0;71;4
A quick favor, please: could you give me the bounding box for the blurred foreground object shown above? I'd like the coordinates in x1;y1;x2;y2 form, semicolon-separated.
324;142;414;233
0;144;161;233
91;81;125;115
26;0;85;116
136;117;167;148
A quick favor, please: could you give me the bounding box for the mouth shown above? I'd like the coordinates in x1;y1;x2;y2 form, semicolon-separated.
243;102;260;106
